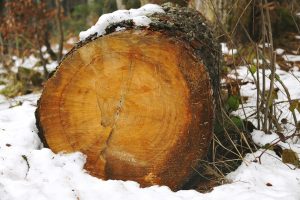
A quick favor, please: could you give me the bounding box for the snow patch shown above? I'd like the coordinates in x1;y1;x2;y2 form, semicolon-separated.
11;55;39;73
225;150;300;200
221;43;237;55
46;61;58;72
258;43;271;48
229;65;300;134
251;130;279;146
79;4;165;41
66;37;78;45
275;48;285;55
283;55;300;62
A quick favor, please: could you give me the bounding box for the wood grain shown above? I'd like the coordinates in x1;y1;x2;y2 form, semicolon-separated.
37;30;214;190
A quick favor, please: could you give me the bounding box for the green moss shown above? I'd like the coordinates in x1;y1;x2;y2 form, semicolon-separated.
0;81;24;98
0;67;44;98
282;149;300;167
0;80;6;85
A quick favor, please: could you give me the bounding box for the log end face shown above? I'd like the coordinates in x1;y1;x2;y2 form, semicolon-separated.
36;30;214;191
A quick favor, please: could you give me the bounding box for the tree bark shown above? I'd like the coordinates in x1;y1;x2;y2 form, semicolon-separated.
36;4;221;191
188;0;228;25
189;0;300;42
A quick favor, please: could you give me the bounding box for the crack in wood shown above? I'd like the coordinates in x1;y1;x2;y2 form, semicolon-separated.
92;54;135;170
110;58;134;135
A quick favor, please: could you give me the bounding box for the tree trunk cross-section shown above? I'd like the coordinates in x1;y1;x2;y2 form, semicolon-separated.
36;4;221;191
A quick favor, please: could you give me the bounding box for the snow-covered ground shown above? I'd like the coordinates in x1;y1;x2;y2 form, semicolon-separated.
227;57;300;136
10;54;57;74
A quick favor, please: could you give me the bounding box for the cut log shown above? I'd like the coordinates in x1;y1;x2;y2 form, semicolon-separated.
36;4;221;191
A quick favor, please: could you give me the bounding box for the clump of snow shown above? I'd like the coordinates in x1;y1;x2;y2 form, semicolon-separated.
251;130;300;153
66;37;78;45
11;55;39;73
4;54;58;75
275;48;285;55
283;55;300;62
295;35;300;40
41;46;47;53
46;61;58;72
258;43;271;48
251;130;280;146
221;43;237;55
252;58;272;66
79;4;165;41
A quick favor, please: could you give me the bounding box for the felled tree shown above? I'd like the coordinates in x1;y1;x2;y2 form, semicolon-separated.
36;4;221;191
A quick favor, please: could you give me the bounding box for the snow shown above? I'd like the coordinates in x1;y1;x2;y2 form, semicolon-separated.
79;4;165;41
229;64;300;134
11;55;39;73
251;130;300;155
225;150;300;200
46;61;58;72
221;43;237;55
251;130;280;146
258;43;271;48
283;55;300;62
275;48;285;55
0;92;300;199
8;54;58;75
295;35;300;40
66;37;78;45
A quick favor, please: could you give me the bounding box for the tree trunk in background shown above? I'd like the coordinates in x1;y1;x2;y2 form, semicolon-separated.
139;0;149;5
189;0;252;42
55;0;64;61
116;0;126;9
140;0;187;6
87;0;97;26
189;0;226;25
36;4;220;191
103;0;117;13
189;0;300;42
61;0;88;17
188;0;248;30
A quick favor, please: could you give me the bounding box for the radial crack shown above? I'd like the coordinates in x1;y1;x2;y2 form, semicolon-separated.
106;58;134;145
93;55;135;168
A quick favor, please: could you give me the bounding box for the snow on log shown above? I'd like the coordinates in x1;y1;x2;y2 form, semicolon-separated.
36;4;221;191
